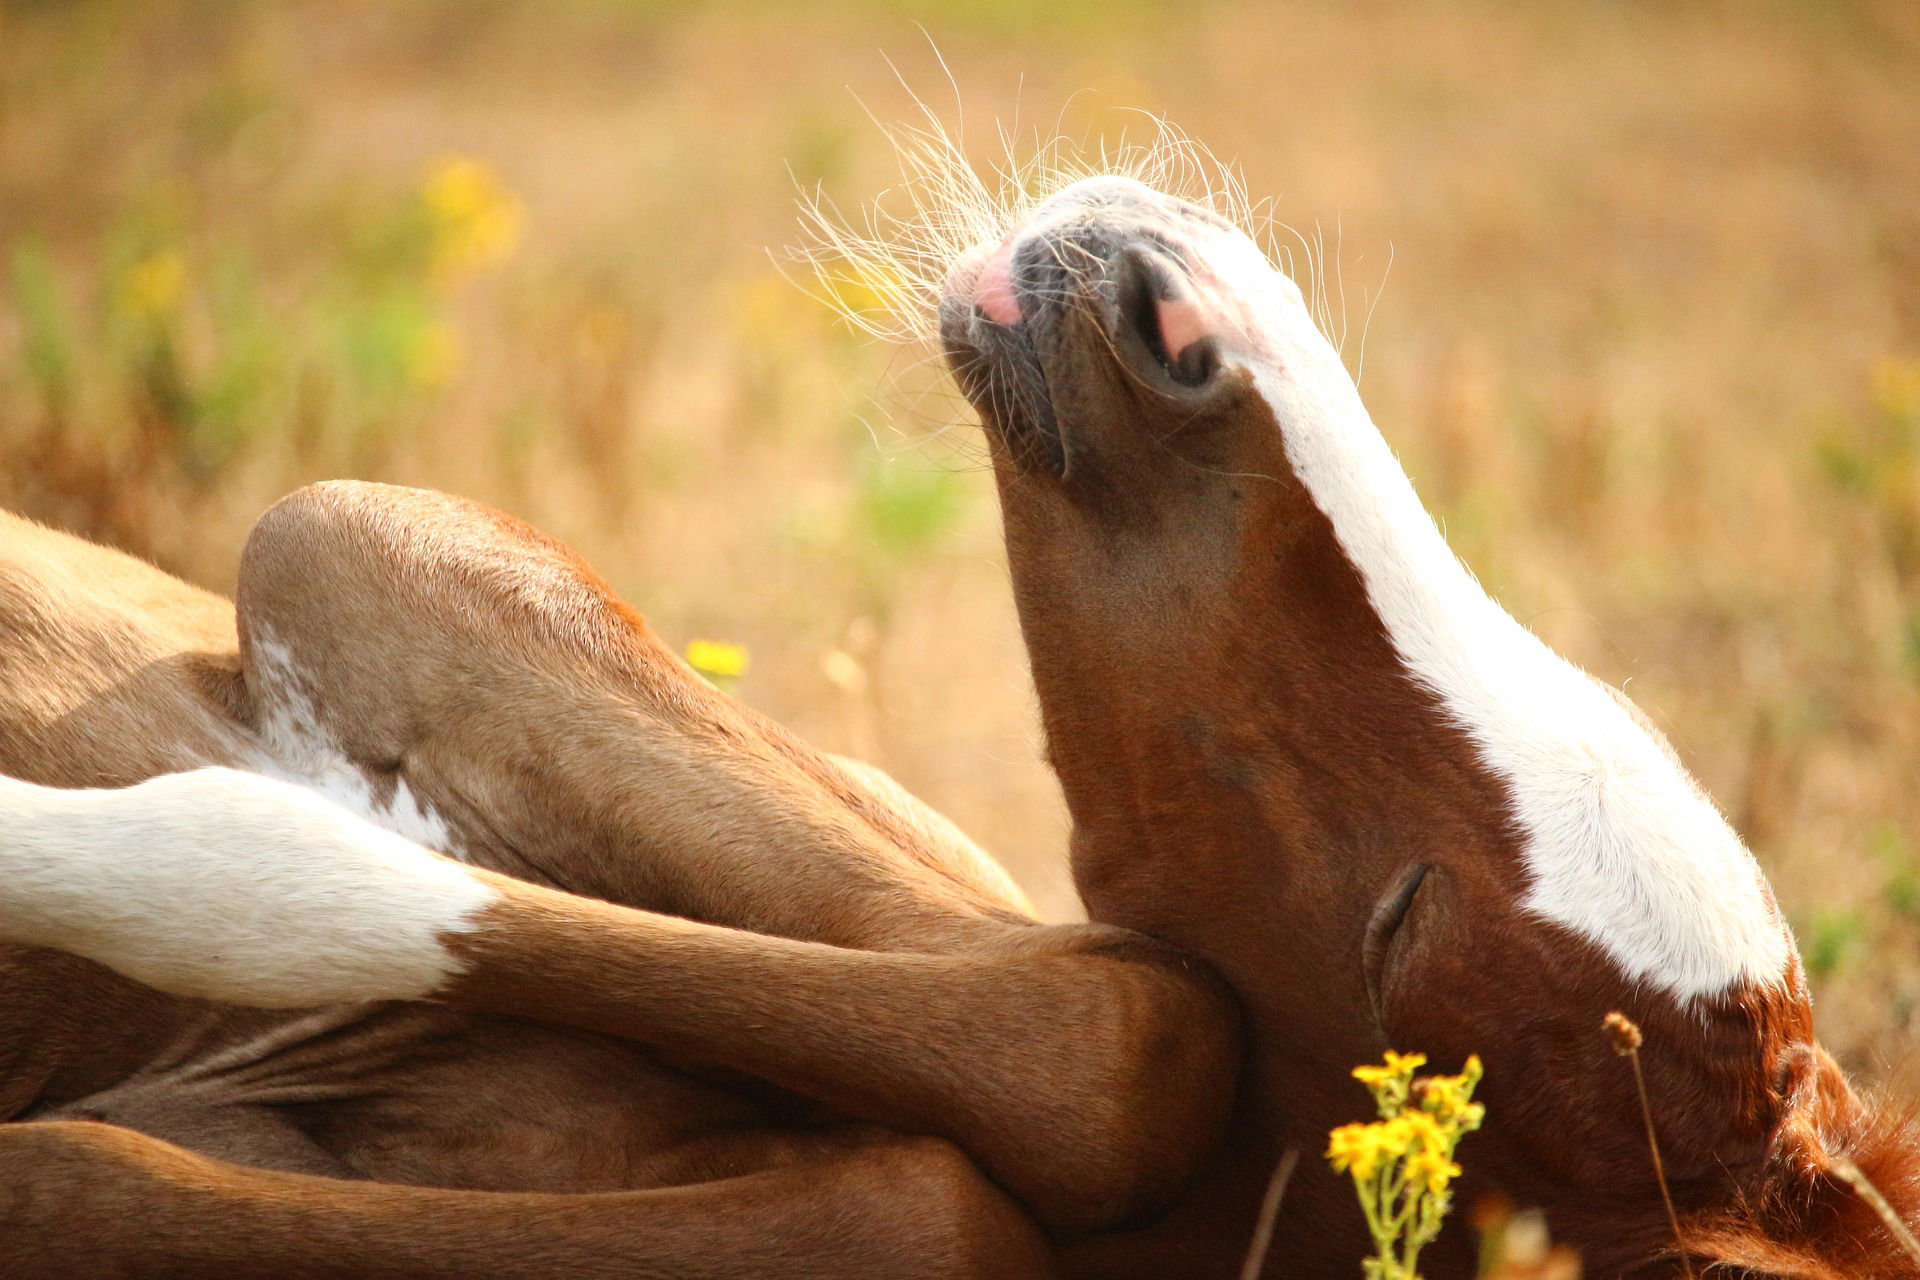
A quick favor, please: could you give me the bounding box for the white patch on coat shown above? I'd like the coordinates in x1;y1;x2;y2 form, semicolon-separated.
250;635;460;858
1183;220;1792;999
0;767;494;1007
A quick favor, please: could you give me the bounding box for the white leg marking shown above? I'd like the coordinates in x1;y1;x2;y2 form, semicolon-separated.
0;767;494;1007
251;635;460;858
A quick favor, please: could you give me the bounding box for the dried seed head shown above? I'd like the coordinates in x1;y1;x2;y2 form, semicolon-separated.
1603;1011;1644;1056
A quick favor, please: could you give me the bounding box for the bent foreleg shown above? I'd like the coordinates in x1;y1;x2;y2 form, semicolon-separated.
0;766;1239;1236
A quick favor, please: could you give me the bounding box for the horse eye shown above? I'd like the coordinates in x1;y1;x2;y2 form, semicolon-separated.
1362;864;1430;1036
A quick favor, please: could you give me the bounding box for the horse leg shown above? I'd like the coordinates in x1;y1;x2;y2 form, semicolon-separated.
0;765;1237;1237
0;1119;1054;1279
235;480;1033;948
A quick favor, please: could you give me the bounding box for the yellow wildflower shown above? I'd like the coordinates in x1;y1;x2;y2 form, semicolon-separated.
1399;1109;1445;1150
1354;1049;1428;1118
421;155;524;284
1328;1050;1484;1279
687;639;750;682
1417;1074;1483;1128
1405;1148;1462;1193
1873;357;1920;421
1447;1099;1487;1133
1354;1050;1427;1085
1326;1123;1388;1181
120;249;187;320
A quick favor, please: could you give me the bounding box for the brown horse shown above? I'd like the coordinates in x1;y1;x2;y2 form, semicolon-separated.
926;166;1920;1278
0;152;1915;1278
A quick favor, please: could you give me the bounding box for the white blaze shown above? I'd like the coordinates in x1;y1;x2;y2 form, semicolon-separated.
1194;227;1791;999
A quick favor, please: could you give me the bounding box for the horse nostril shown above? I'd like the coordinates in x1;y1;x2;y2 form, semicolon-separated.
1115;245;1218;388
1116;249;1172;368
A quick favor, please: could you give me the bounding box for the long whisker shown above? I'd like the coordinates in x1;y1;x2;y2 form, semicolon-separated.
792;105;1267;347
792;98;1330;480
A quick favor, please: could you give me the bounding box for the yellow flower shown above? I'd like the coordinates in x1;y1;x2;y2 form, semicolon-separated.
120;249;187;320
1405;1148;1462;1193
1416;1055;1488;1123
1328;1049;1485;1278
1327;1123;1389;1181
1353;1050;1427;1087
421;155;524;284
1419;1078;1472;1123
1873;357;1920;421
1399;1109;1445;1150
687;639;750;681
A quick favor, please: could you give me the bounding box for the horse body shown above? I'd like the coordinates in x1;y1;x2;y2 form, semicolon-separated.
0;489;1239;1278
2;156;1917;1279
0;504;868;1197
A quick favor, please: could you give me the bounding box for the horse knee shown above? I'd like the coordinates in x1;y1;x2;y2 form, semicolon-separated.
238;481;648;763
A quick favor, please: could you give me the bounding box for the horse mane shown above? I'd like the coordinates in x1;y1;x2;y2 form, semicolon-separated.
1682;1050;1920;1278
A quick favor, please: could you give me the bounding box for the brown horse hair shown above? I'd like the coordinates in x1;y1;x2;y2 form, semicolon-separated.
1681;1062;1920;1278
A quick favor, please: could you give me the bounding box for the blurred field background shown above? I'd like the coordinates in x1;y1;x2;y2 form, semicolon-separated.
4;0;1920;1081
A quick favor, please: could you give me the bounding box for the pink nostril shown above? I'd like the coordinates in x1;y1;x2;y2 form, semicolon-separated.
1155;294;1210;363
975;236;1022;325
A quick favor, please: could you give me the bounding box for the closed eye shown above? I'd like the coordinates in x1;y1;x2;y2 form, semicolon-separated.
1362;863;1430;1037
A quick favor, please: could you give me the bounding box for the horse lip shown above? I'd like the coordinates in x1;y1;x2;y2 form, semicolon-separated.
938;280;1064;476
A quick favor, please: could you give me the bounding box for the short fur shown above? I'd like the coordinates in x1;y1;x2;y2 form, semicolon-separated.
0;767;492;1006
0;485;1235;1278
3;129;1915;1279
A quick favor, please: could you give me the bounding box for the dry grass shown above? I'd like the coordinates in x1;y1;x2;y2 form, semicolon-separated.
4;0;1920;1080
